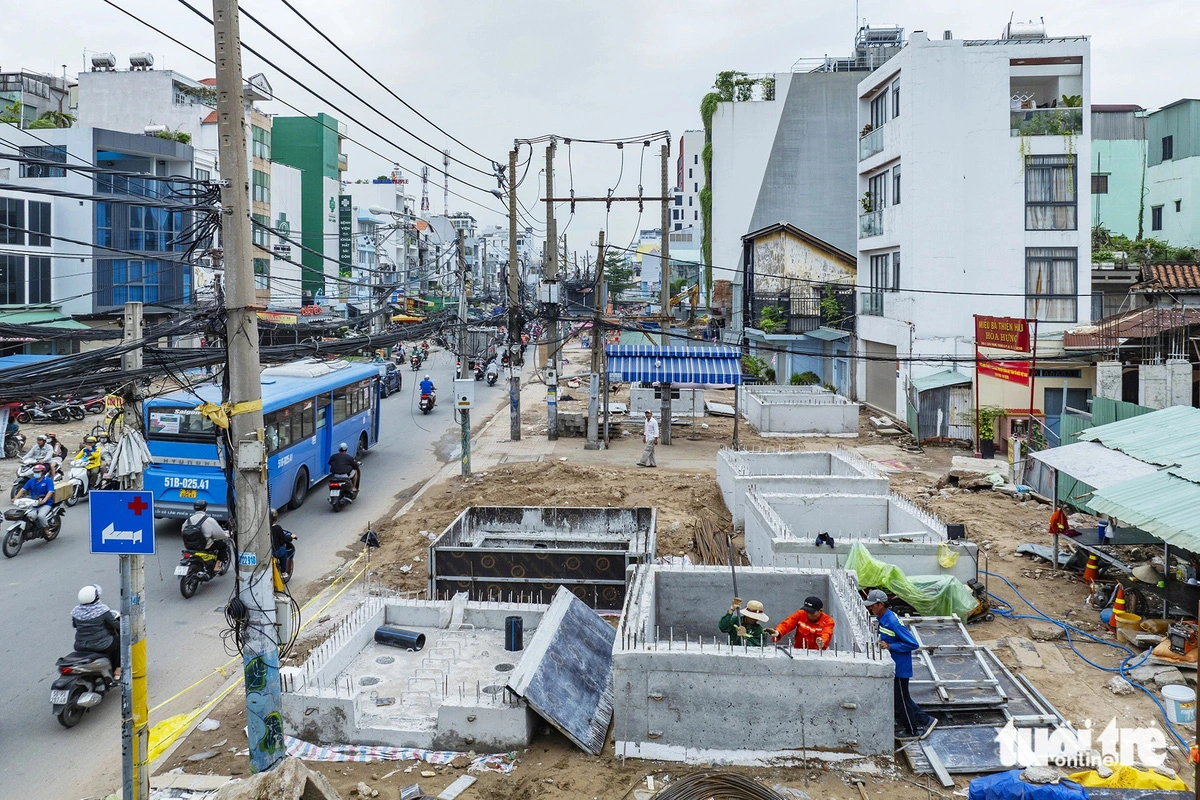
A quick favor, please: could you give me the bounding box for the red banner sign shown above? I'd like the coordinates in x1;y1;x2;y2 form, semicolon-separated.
978;360;1031;386
975;315;1031;353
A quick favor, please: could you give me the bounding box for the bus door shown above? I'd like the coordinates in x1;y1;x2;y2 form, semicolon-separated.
316;399;331;480
372;378;381;444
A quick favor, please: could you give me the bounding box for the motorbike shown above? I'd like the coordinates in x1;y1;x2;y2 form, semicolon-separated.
4;430;25;459
419;392;435;415
420;343;429;360
2;496;65;558
410;354;421;372
473;362;484;381
176;539;232;599
10;456;49;499
486;367;498;387
16;399;69;425
275;541;296;583
63;460;115;507
51;649;115;728
328;473;355;512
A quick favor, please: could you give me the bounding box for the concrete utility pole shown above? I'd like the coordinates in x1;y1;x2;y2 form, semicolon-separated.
120;301;148;800
544;141;559;441
457;227;471;477
659;142;672;445
507;147;521;441
586;230;605;450
212;0;282;774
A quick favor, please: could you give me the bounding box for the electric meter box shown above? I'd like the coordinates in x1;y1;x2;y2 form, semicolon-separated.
539;280;560;304
454;379;475;409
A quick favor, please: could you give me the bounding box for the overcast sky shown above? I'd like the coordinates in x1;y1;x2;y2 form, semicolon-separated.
5;0;1198;262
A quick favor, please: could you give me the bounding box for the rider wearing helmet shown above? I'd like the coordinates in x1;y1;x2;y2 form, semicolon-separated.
182;500;232;574
14;462;55;531
26;433;53;464
328;443;361;493
419;373;435;396
45;431;69;469
75;435;104;486
269;508;297;580
72;585;121;679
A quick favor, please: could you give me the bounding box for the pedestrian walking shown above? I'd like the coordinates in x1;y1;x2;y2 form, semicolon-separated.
636;409;659;467
864;589;937;741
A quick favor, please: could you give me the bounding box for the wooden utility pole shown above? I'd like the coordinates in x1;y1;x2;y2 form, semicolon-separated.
120;301;148;800
544;141;559;440
507;147;521;441
586;230;604;450
659;142;672;444
212;0;281;773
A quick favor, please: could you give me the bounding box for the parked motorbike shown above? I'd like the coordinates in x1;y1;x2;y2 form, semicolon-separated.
2;497;65;557
16;399;68;425
328;473;355;512
176;539;232;599
51;649;115;728
4;431;24;459
419;392;435;415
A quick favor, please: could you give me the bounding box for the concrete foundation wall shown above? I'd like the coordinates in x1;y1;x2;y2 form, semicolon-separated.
716;450;885;525
768;539;979;584
630;385;705;418
741;386;860;437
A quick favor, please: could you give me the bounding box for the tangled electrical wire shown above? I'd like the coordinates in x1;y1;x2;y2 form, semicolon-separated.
643;774;786;800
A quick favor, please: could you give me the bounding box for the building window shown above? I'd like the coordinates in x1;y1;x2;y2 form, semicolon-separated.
870;252;898;292
694;210;698;221
195;168;211;183
870;91;888;128
129;206;180;251
1091;174;1109;194
1176;199;1182;212
675;195;682;206
0;255;25;304
688;168;693;179
694;154;698;165
0;198;24;245
252;169;270;204
1162;135;1174;161
28;201;50;247
693;182;698;193
1025;155;1076;230
892;165;901;205
96;202;113;248
892;82;900;118
28;256;50;303
1151;205;1163;231
672;209;679;221
20;145;66;178
252;125;271;160
252;213;271;248
254;257;270;291
688;196;692;207
1026;247;1077;322
106;258;162;305
867;170;888;210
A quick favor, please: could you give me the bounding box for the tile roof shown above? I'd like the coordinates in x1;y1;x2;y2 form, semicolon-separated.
1062;307;1200;349
1134;263;1200;293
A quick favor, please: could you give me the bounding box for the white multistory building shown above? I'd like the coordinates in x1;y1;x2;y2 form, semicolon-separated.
854;25;1092;417
672;130;705;233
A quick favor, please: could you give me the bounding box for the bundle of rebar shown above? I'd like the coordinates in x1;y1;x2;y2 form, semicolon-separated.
653;773;786;800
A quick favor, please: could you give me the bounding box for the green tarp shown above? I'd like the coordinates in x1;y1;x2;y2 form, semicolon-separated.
844;541;978;621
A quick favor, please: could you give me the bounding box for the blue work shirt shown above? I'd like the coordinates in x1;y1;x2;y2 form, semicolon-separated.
419;379;434;395
877;608;920;678
22;475;55;506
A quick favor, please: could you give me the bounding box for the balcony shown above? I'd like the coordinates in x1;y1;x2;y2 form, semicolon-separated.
858;126;884;161
748;286;856;335
860;291;884;317
1010;107;1083;137
859;210;883;239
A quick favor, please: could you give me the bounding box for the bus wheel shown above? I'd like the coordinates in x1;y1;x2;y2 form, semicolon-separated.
288;468;308;510
357;434;368;460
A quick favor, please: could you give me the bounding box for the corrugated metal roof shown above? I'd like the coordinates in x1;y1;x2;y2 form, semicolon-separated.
1090;470;1200;552
605;345;742;386
912;369;971;393
1030;441;1159;488
1076;405;1200;466
1168;456;1200;486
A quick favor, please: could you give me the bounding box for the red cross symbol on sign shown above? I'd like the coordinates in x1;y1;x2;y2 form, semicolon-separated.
128;496;149;516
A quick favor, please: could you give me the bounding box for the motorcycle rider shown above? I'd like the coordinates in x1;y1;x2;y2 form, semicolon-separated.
46;431;69;471
14;462;55;533
328;443;361;495
419;374;436;405
74;435;104;487
182;500;232;574
486;357;499;384
26;433;54;465
270;509;297;580
72;585;121;680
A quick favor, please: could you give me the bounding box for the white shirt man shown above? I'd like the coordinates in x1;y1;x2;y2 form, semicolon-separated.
637;410;659;468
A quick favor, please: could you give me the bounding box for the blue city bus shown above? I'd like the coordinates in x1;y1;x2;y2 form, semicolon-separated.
143;358;381;520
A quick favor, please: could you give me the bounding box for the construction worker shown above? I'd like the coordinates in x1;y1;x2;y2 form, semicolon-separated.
718;597;769;646
865;589;937;741
772;595;835;650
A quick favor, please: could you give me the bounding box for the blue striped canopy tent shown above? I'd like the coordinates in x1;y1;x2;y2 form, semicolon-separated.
605;345;742;387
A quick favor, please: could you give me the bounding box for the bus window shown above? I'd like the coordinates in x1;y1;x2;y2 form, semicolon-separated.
300;399;315;438
147;407;216;442
265;406;294;455
333;387;349;424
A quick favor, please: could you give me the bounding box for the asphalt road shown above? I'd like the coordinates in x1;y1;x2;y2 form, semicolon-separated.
0;349;513;799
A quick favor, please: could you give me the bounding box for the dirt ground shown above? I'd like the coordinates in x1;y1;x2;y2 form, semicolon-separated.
153;403;1197;799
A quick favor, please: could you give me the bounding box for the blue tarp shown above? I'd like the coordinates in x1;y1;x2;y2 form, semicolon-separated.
968;772;1087;800
605;345;742;386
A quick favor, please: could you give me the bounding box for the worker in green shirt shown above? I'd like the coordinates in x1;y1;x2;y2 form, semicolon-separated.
718;597;770;646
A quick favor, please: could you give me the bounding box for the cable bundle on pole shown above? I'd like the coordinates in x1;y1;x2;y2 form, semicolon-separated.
652;773;787;800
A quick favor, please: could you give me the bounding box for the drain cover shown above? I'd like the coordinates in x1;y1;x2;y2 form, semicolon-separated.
495;663;515;673
481;684;505;695
375;656;396;665
359;676;380;687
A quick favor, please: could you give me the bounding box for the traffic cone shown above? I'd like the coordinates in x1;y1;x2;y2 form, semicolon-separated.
1082;553;1099;584
1109;585;1126;630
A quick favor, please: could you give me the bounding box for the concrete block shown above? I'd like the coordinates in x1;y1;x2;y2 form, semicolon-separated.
211;757;339;800
1096;361;1122;401
1032;642;1073;674
741;385;860;437
1007;636;1043;669
1026;621;1065;642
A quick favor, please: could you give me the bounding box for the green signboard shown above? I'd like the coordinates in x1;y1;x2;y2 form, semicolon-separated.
338;194;353;279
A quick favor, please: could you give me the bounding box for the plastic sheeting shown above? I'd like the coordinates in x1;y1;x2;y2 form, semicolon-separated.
844;542;978;621
968;771;1087;800
1069;764;1187;791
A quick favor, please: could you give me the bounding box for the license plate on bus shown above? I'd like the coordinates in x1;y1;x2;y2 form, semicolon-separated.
50;690;69;705
179;489;197;499
174;565;190;577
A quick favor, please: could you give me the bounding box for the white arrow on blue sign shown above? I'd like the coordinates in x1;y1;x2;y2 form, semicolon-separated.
90;490;156;555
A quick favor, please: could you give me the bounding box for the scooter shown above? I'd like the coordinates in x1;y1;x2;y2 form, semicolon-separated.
410;354;421;372
473;362;484;381
10;456;46;499
419;392;435;415
328;473;355;512
486;365;498;387
4;430;25;459
63;460;115;507
176;539;232;599
51;649;115;728
2;497;65;558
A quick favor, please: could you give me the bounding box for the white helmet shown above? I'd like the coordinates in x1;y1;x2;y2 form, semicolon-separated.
424;374;430;380
78;584;100;605
338;442;348;452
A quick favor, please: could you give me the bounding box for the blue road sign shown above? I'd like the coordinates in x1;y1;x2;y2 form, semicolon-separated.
90;490;156;555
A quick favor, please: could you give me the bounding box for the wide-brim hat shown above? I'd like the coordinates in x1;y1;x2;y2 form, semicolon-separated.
742;600;769;622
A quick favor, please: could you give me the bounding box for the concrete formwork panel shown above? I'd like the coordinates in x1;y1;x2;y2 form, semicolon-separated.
739;385;860;437
612;564;893;763
716;448;888;527
281;596;545;752
428;506;657;610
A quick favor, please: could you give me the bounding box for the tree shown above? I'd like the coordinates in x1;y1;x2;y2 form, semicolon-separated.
0;101;23;125
602;250;635;300
34;109;74;129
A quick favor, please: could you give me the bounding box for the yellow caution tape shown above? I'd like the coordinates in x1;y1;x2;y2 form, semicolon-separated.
148;678;241;762
194;399;264;429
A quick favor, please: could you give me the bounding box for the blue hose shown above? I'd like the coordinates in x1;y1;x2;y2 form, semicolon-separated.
983;570;1188;748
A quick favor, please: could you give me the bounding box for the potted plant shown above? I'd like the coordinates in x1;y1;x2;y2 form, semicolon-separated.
860;191;874;214
860;122;874;138
977;406;1000;460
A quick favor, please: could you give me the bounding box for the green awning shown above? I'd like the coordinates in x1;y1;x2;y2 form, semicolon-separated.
0;308;89;330
1090;469;1200;552
912;369;971;393
803;327;850;341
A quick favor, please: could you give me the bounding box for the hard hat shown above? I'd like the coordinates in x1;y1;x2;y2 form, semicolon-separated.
339;442;348;452
78;585;100;604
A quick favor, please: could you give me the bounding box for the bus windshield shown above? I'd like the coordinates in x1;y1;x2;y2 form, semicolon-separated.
146;406;217;442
